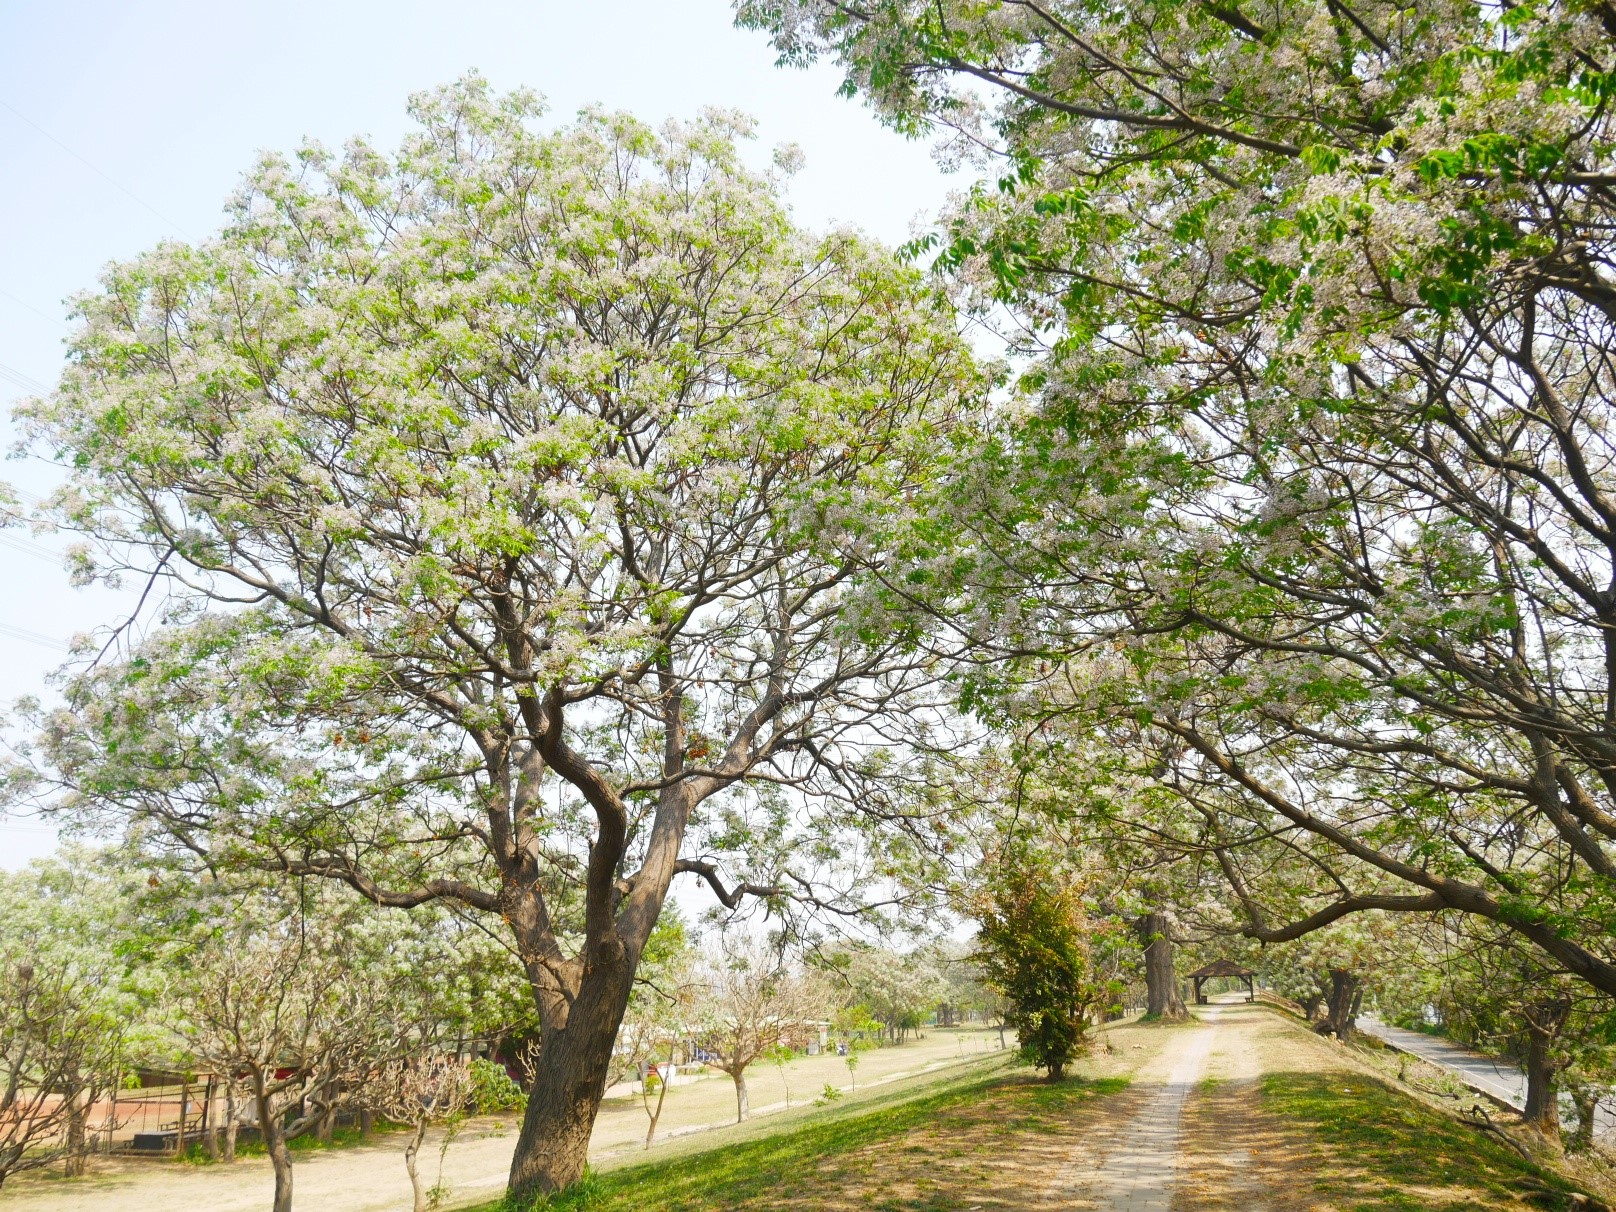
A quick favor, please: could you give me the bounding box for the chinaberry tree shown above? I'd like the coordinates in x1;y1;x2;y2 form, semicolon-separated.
739;0;1616;1002
159;893;408;1212
10;77;980;1198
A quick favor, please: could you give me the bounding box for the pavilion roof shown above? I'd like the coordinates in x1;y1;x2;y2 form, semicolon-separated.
1186;959;1254;979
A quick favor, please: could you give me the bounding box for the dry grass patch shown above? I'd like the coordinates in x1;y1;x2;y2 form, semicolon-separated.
473;1065;1144;1212
1175;1067;1583;1212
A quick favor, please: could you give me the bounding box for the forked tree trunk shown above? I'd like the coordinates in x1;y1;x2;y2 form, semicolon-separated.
1314;969;1361;1042
1136;914;1187;1020
1523;997;1571;1143
506;954;636;1202
642;1051;673;1149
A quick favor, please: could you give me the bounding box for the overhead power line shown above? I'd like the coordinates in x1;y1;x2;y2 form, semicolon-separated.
0;533;64;565
0;361;50;394
0;621;70;653
0;287;69;330
0;97;185;234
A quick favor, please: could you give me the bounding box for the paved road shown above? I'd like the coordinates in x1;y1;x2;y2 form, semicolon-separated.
1360;1016;1616;1138
1357;1016;1528;1110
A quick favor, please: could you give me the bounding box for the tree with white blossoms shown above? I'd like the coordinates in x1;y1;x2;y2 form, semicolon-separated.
0;959;124;1191
740;0;1616;1003
10;76;981;1198
162;898;402;1212
0;846;142;1183
841;945;948;1043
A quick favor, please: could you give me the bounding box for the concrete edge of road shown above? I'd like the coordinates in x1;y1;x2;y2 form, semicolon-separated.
1359;1030;1526;1115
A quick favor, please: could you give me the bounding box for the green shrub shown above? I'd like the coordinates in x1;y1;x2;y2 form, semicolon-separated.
471;1058;528;1114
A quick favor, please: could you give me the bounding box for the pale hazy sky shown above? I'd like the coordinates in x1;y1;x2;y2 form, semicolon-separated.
0;0;959;868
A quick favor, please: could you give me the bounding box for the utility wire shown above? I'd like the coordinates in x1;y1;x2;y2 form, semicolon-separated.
0;621;69;652
0;287;69;330
0;533;64;565
0;361;50;394
0;97;186;235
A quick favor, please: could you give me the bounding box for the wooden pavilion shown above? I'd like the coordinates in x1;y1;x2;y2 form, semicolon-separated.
1187;959;1256;1004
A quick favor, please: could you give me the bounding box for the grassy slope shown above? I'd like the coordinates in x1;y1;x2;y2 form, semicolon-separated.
468;1056;1128;1211
1262;1070;1579;1211
471;1027;1591;1212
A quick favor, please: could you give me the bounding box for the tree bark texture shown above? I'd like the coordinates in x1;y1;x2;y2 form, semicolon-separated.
1314;969;1361;1042
1136;914;1188;1020
506;955;636;1202
223;1081;238;1164
254;1079;294;1212
1523;998;1571;1142
405;1118;428;1212
204;1077;219;1162
62;1094;86;1178
732;1071;749;1123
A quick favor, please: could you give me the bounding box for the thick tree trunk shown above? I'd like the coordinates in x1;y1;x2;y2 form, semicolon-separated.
731;1070;749;1123
254;1080;294;1212
404;1118;428;1212
1523;998;1571;1143
1136;914;1187;1020
1314;969;1361;1042
63;1093;86;1177
506;957;635;1203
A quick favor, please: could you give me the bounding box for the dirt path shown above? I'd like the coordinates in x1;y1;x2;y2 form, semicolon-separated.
1082;1008;1218;1210
1040;1004;1225;1211
1042;997;1362;1211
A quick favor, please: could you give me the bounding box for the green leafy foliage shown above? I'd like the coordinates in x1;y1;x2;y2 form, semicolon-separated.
470;1058;528;1115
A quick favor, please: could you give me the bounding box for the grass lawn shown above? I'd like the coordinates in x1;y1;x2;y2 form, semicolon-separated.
464;1009;1599;1212
467;1058;1132;1211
